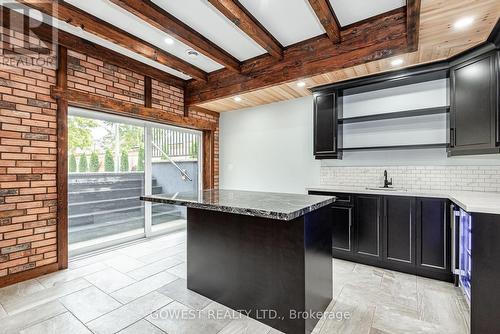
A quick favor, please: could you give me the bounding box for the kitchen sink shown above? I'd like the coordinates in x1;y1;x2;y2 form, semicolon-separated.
365;187;407;192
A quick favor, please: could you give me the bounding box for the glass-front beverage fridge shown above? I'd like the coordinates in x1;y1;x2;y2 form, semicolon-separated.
459;208;472;304
452;204;472;305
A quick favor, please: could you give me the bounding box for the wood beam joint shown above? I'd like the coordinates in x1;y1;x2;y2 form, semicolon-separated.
208;0;283;59
308;0;341;43
406;0;422;51
144;76;152;108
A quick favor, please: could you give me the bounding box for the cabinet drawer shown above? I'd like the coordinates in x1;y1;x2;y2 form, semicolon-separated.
308;191;352;206
334;194;352;205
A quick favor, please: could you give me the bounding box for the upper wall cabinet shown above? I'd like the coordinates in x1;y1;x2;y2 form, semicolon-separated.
449;50;500;156
313;91;341;159
311;62;449;160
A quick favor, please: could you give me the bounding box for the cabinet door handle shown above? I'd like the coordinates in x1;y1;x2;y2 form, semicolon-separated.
450;128;455;147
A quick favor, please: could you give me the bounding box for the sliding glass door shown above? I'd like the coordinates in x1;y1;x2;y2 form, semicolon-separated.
147;125;201;234
68;107;202;256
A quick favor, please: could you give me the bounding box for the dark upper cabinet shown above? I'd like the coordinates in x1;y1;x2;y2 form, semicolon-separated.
313;92;341;159
383;196;416;269
354;195;382;260
450;51;500;155
416;198;450;280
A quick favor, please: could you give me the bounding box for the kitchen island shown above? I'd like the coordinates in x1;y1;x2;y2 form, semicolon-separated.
141;189;335;334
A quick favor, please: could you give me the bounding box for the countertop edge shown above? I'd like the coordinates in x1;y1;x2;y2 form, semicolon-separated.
140;195;336;221
306;186;500;215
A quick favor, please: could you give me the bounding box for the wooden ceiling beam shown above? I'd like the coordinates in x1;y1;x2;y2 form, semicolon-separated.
17;0;208;81
207;0;283;60
51;87;217;131
108;0;241;73
0;7;186;88
308;0;341;43
406;0;422;51
186;8;409;105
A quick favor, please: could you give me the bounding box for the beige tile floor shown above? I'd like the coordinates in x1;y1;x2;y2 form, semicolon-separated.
0;230;470;334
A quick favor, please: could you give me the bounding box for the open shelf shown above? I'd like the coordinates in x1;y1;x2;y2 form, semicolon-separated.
338;106;449;125
339;143;449;152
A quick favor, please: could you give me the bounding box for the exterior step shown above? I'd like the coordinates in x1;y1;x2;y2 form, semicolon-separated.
69;172;145;182
68;197;144;216
69;186;163;203
68;203;177;227
68;211;183;244
68;179;156;192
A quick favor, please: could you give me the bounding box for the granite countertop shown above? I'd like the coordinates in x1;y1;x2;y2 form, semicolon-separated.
141;189;335;221
307;185;500;215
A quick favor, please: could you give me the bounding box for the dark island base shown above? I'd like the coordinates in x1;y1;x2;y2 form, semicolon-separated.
186;206;333;334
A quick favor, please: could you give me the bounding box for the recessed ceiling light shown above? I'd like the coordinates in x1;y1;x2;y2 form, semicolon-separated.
454;17;474;30
164;37;174;45
391;58;404;67
186;49;199;58
297;81;306;87
234;96;242;102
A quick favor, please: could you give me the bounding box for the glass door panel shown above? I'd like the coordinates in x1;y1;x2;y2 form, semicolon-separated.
149;126;202;234
67;107;201;255
68;110;145;255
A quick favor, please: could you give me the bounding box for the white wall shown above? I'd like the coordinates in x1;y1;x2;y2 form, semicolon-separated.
219;80;500;194
219;96;320;194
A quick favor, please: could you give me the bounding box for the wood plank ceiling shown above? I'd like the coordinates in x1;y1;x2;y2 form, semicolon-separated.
200;0;500;112
6;0;500;112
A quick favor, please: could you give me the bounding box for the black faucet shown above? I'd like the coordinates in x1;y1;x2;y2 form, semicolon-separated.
383;170;393;188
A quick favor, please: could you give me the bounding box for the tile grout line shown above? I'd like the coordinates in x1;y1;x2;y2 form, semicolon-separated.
10;302;70;333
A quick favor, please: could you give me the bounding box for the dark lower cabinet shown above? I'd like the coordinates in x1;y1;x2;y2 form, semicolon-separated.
355;195;382;260
383;196;416;270
331;205;353;253
416;198;451;281
309;191;452;281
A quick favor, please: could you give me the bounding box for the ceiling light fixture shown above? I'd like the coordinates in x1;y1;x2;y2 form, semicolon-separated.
186;49;199;58
164;37;174;45
391;58;404;67
454;17;474;30
297;81;306;87
234;96;242;102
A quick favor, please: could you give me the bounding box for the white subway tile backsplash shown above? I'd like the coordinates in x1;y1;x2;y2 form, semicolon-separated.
320;166;500;193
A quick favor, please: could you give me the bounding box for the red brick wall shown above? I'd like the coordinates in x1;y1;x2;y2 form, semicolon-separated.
0;28;219;284
152;79;184;115
0;29;58;278
67;50;145;104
